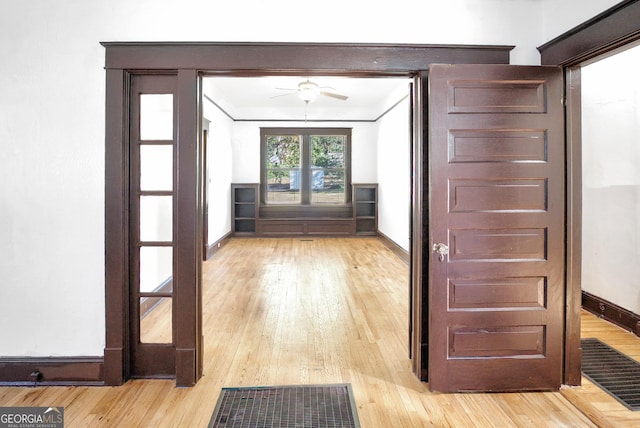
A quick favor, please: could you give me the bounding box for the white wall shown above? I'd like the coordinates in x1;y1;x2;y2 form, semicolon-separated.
581;45;640;315
203;99;234;245
231;122;377;183
377;95;412;251
0;0;598;357
540;0;622;43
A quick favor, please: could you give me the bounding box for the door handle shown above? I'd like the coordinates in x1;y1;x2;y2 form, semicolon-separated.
432;242;449;262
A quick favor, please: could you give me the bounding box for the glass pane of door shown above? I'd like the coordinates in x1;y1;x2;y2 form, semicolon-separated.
140;297;172;343
139;246;173;293
139;195;173;242
140;94;173;140
140;145;173;191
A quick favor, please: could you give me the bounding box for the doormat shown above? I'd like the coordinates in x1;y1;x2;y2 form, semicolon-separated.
582;338;640;411
208;384;360;427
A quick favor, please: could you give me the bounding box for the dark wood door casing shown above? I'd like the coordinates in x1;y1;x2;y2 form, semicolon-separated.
103;43;514;387
538;0;640;387
428;64;565;392
410;71;429;379
175;69;204;385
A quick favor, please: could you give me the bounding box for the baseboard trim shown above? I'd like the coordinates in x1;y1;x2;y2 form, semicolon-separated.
176;347;197;387
206;232;232;260
582;291;640;337
0;356;104;386
377;231;409;264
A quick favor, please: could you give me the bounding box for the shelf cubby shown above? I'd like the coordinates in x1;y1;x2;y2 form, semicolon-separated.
352;184;378;236
231;183;259;235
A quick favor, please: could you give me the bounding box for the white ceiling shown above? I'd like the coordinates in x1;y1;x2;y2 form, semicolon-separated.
202;76;413;122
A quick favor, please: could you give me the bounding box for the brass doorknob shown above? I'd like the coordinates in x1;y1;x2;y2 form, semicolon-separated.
432;243;449;261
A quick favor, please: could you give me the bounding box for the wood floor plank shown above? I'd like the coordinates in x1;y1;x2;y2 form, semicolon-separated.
0;237;632;426
560;310;640;428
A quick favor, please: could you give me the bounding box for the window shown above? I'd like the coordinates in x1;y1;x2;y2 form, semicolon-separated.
261;128;351;206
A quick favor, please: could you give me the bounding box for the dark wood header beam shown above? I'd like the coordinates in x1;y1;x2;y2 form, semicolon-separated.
538;0;640;66
101;42;514;72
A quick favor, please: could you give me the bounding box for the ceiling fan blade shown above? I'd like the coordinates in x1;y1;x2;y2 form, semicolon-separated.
320;91;348;101
275;87;298;91
270;91;297;99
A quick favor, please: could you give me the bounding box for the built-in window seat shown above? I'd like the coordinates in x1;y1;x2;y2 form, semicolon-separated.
232;183;378;237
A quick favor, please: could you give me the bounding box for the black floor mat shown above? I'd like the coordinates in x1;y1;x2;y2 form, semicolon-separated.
582;338;640;410
208;384;360;427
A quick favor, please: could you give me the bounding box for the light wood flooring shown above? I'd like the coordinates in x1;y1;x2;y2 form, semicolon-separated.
1;237;640;426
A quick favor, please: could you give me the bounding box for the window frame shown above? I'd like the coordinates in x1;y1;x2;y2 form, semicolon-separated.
260;127;352;212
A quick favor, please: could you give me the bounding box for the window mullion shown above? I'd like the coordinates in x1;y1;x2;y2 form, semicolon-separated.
301;134;310;205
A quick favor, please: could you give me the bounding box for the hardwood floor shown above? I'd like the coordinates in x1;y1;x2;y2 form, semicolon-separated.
561;310;640;428
1;237;639;426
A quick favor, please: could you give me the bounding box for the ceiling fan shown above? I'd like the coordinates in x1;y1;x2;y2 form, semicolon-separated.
272;79;349;103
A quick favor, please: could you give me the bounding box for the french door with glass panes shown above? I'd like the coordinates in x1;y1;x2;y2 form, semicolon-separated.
129;74;176;377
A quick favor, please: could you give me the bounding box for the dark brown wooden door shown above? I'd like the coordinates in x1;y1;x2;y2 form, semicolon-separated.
428;64;564;392
129;74;177;378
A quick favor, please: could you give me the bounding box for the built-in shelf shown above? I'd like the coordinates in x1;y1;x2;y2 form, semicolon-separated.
231;183;377;237
353;184;378;235
231;183;259;235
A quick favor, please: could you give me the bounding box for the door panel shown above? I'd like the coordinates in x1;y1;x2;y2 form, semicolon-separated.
130;74;177;378
428;64;564;392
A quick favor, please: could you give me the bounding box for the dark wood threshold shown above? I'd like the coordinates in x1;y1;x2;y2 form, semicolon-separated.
205;232;232;260
377;231;409;265
0;356;104;386
582;291;640;337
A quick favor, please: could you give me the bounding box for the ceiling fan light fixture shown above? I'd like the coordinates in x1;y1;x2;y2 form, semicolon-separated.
298;80;319;102
299;90;318;102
